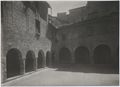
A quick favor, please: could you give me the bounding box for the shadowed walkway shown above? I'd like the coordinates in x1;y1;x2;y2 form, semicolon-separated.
55;64;119;74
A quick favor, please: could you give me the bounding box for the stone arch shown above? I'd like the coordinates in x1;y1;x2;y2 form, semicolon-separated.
74;46;90;64
37;50;45;68
59;47;71;64
25;50;36;72
93;44;112;64
46;51;51;67
6;48;23;78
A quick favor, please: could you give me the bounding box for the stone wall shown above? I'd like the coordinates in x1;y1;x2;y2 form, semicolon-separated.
50;1;119;27
1;1;51;82
68;6;87;23
86;1;119;19
52;10;118;66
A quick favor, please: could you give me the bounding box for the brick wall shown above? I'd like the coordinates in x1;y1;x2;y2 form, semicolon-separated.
1;1;51;82
52;11;118;65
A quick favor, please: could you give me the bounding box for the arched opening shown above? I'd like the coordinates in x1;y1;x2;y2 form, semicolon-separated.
75;46;90;64
115;47;119;67
51;52;55;66
6;48;22;78
25;50;35;72
37;50;44;68
59;47;71;64
46;51;51;67
94;45;111;64
117;47;119;64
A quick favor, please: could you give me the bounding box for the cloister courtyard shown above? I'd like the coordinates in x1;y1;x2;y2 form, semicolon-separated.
2;64;119;86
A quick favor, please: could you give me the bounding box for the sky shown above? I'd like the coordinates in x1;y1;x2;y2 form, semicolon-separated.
47;1;87;16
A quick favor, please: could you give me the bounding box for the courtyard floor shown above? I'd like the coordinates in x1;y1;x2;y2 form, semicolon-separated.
2;64;119;86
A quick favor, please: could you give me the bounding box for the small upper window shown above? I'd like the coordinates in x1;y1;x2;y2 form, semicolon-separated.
35;19;40;33
35;19;40;40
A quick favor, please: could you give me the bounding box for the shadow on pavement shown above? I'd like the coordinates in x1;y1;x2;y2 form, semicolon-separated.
54;64;119;74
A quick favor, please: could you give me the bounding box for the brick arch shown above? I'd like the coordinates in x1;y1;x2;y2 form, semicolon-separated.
93;44;112;64
25;50;36;72
59;47;71;64
6;48;23;78
74;46;90;64
37;50;45;68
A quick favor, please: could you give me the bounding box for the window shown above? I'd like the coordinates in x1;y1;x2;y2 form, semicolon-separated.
35;19;40;40
35;19;40;33
39;5;48;21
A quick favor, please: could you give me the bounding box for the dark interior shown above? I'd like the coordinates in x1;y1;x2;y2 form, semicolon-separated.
25;51;35;72
75;47;90;64
59;47;71;64
94;45;111;64
6;48;21;78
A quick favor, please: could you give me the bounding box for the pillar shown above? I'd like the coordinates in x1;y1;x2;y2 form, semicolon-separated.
49;52;52;67
34;58;37;71
71;51;75;64
20;59;25;75
2;57;7;82
42;54;46;68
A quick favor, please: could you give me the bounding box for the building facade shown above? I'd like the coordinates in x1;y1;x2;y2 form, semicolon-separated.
50;1;119;67
1;1;51;82
1;1;119;83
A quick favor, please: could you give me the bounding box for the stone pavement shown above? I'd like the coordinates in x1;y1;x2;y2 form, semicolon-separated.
2;66;119;86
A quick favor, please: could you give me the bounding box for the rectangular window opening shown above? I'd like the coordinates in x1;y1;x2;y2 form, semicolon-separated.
35;19;40;40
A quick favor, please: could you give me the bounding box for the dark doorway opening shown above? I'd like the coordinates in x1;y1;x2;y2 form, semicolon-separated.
116;48;119;66
6;48;22;78
25;50;35;72
94;45;111;64
75;46;89;64
115;47;119;68
46;51;51;67
59;47;71;64
51;52;55;66
37;50;44;68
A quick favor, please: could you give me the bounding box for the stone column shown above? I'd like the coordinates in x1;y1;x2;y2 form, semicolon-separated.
20;59;25;75
3;70;7;82
34;58;37;71
49;52;52;67
71;52;75;64
2;57;7;82
42;55;46;68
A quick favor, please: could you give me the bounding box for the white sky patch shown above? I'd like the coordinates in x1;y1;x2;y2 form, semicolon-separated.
47;1;87;16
